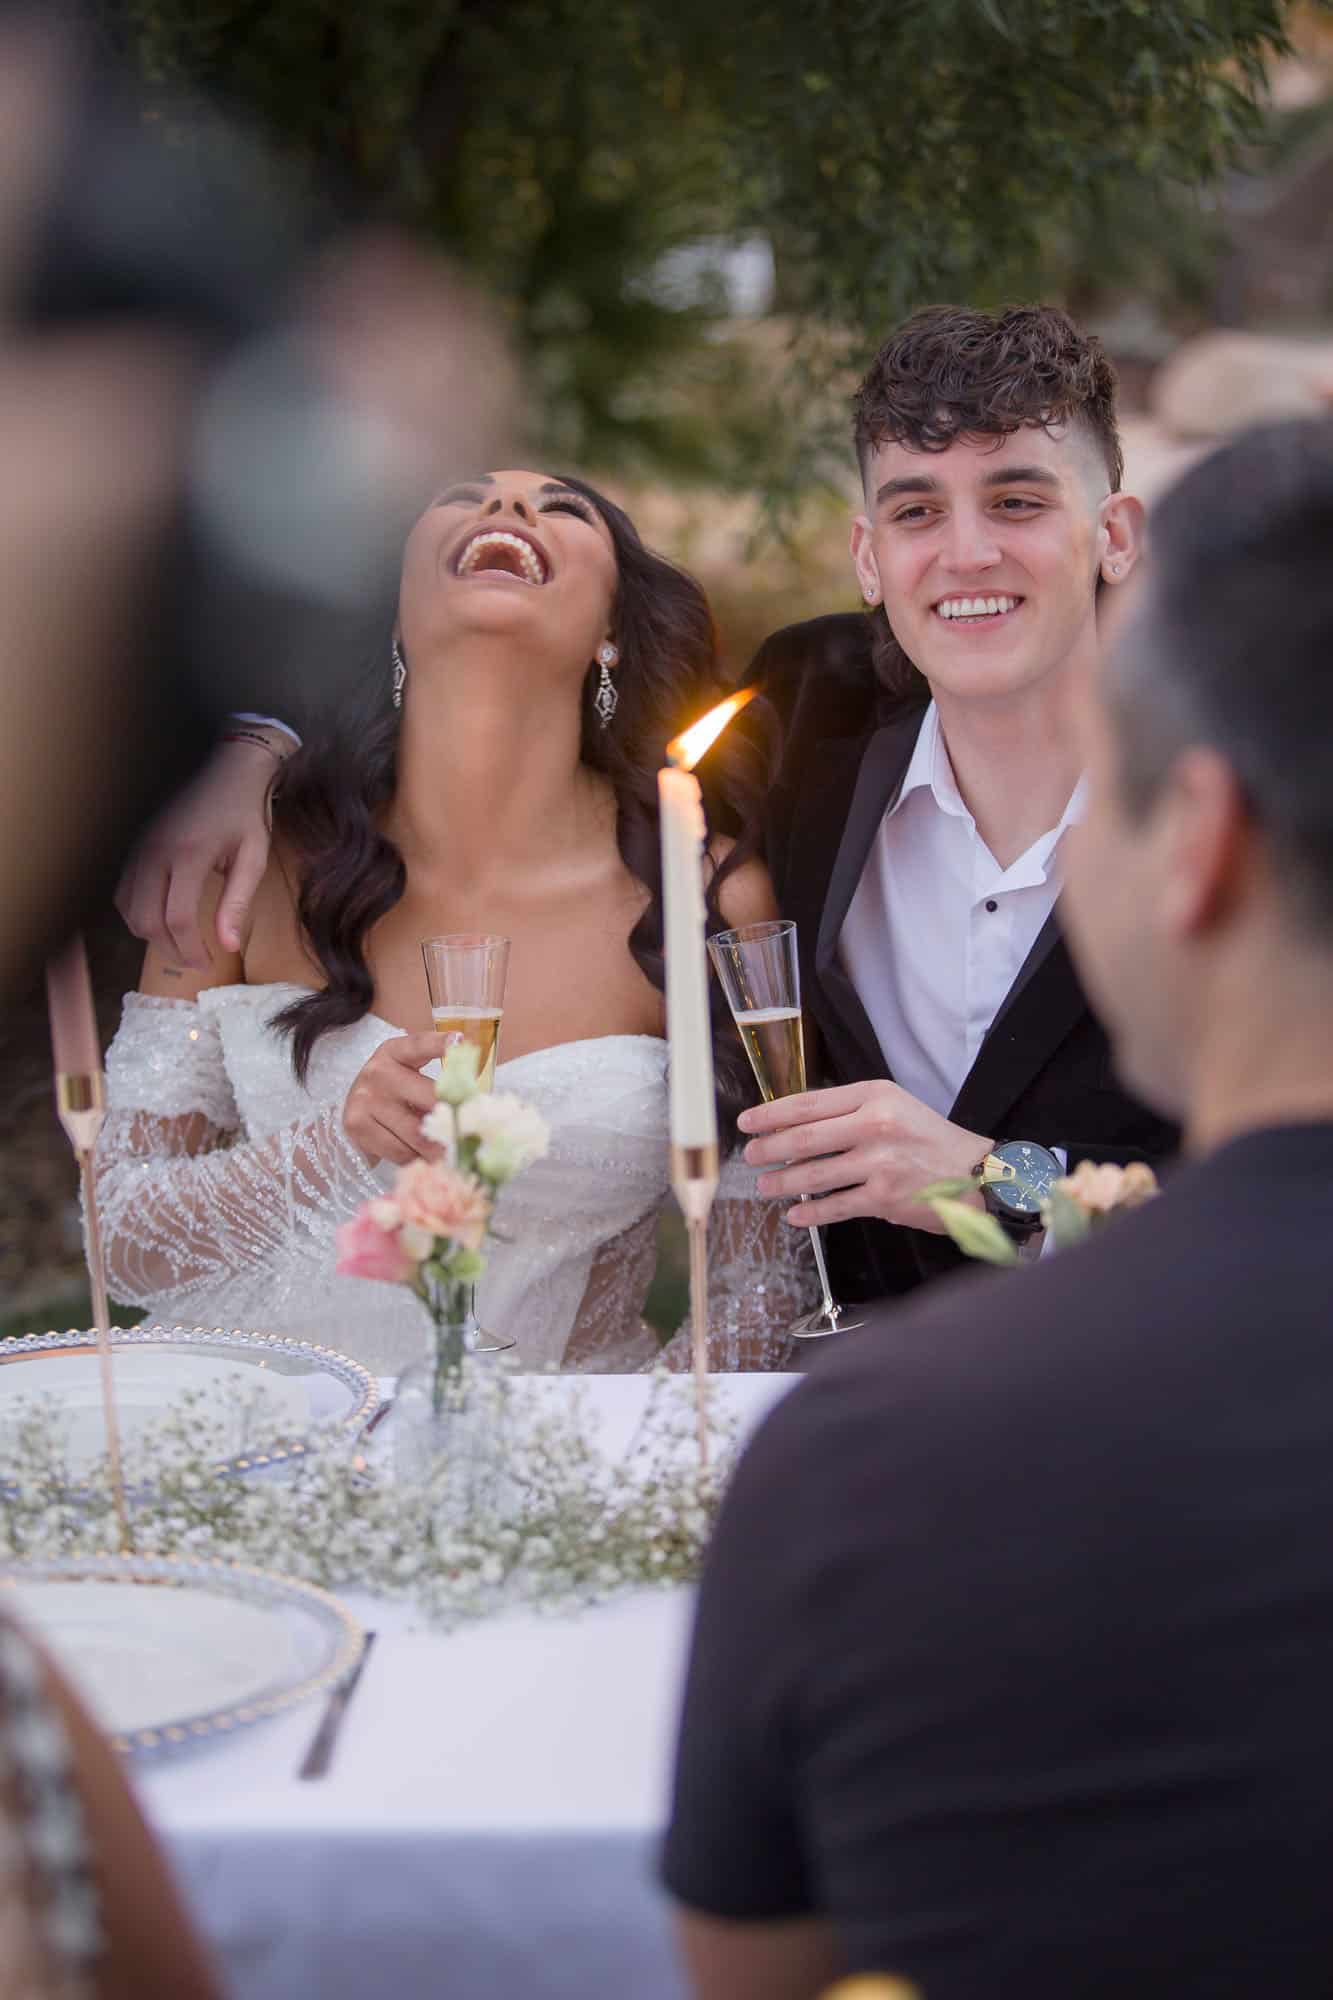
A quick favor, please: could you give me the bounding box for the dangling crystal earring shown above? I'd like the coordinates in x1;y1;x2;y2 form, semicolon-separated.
594;642;619;729
391;639;407;709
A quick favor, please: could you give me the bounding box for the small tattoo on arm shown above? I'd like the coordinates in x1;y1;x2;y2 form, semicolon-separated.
161;965;184;978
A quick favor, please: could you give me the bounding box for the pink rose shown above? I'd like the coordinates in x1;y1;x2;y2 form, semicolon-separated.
336;1207;417;1284
394;1158;491;1253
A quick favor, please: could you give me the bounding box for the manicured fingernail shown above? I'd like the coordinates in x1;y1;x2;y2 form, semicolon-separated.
737;1109;757;1132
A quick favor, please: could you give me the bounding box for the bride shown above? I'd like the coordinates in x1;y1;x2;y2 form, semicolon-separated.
96;469;816;1374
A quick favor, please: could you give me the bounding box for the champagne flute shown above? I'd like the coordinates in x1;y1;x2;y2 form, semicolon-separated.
421;933;510;1090
421;933;514;1354
708;920;864;1339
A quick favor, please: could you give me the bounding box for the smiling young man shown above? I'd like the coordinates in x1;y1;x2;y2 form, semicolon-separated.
749;304;1177;1296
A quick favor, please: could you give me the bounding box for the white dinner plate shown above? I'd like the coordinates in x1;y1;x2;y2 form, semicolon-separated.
2;1555;364;1757
0;1325;379;1479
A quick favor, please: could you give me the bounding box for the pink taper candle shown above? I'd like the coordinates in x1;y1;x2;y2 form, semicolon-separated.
46;934;102;1077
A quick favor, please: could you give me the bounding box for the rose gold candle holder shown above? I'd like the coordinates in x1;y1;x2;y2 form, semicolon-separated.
52;1071;132;1551
670;1142;719;1472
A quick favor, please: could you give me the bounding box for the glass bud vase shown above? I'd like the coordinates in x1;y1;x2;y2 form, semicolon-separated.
393;1285;509;1524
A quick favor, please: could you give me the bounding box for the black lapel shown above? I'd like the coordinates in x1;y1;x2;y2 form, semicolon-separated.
948;905;1087;1138
815;712;925;972
790;711;924;1082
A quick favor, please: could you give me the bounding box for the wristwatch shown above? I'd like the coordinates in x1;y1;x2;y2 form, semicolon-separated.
972;1140;1062;1240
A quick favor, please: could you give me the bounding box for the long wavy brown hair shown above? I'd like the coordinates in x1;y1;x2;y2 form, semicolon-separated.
269;475;775;1131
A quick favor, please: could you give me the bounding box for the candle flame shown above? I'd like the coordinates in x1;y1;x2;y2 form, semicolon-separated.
666;688;757;771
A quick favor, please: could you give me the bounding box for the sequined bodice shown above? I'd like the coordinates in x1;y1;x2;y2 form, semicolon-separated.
95;984;815;1377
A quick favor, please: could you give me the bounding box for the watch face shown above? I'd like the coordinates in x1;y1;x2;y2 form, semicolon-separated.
989;1141;1061;1217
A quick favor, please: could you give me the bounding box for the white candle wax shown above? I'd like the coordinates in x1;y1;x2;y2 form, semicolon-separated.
658;764;718;1151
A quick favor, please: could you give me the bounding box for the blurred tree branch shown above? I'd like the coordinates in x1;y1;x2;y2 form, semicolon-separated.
92;0;1319;493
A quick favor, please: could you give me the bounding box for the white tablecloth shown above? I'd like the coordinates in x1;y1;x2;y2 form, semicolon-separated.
135;1372;801;2000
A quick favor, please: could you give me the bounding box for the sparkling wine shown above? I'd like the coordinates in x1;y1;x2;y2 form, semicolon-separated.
734;1006;806;1103
431;1006;503;1092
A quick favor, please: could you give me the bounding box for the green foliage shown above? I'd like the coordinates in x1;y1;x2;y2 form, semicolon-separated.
96;0;1303;480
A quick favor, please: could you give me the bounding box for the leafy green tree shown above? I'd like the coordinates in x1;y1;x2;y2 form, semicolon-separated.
97;0;1305;479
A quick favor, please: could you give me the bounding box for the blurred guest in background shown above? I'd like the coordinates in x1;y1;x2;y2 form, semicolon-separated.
664;417;1333;1999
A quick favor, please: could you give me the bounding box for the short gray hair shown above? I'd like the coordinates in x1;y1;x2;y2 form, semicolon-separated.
1107;417;1333;933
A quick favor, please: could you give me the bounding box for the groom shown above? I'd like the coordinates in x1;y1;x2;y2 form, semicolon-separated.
745;304;1176;1300
115;303;1176;1302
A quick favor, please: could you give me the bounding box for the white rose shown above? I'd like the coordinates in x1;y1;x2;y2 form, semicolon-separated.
458;1093;550;1181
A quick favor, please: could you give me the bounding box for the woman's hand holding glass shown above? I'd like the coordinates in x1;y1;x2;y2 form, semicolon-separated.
341;1033;452;1167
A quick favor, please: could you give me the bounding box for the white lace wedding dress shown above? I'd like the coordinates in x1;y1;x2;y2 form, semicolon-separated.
93;984;816;1376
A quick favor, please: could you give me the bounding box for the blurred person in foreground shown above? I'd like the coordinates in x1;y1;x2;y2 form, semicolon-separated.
663;417;1333;1998
0;3;510;996
0;1609;219;1999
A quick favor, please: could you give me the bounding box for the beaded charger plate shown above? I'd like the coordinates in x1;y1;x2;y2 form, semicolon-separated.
0;1554;365;1759
0;1325;378;1481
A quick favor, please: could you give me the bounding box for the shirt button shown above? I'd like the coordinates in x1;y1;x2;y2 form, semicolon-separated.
985;898;999;913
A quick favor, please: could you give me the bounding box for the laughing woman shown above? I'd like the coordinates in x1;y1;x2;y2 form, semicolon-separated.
93;471;816;1373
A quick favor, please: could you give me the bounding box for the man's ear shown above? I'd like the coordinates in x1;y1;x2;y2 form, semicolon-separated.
1158;746;1252;942
850;515;881;605
1100;491;1146;585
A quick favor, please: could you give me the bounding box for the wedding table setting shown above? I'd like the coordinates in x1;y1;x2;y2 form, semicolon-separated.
126;1370;798;2000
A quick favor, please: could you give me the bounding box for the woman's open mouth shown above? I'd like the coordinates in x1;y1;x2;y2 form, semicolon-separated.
453;528;550;586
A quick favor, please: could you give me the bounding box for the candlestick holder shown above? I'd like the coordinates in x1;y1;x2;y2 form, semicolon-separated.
670;1142;719;1472
52;1071;132;1552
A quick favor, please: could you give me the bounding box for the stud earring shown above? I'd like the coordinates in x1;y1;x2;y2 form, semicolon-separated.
391;639;407;709
1108;561;1123;578
594;641;619;729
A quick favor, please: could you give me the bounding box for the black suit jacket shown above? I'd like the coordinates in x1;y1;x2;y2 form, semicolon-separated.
755;613;1179;1303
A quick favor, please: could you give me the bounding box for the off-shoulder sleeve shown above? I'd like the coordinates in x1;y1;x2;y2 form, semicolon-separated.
92;993;388;1318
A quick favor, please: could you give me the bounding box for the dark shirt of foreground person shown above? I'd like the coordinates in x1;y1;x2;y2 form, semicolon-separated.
664;1120;1333;1993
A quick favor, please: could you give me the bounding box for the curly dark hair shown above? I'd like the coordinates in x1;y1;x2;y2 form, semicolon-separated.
854;303;1122;487
852;303;1123;705
268;474;775;1132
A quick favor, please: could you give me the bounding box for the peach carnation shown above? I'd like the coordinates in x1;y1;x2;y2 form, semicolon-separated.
393;1158;491;1252
1056;1158;1160;1218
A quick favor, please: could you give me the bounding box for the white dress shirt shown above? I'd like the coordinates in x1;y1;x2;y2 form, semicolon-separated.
838;701;1086;1122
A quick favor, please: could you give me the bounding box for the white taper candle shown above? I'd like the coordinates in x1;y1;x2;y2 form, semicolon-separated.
658;764;718;1151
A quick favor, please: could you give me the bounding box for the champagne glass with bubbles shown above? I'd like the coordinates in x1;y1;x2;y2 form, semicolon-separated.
709;920;864;1339
421;933;514;1354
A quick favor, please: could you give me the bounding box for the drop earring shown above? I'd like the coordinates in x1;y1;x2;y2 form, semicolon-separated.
391;639;407;708
594;641;619;728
